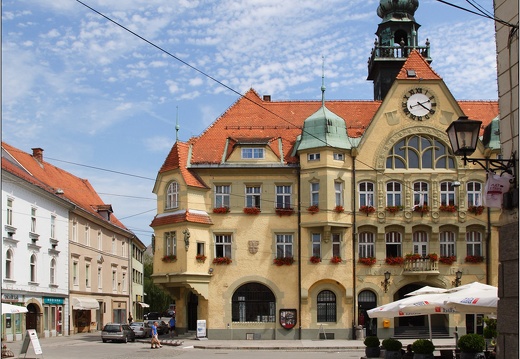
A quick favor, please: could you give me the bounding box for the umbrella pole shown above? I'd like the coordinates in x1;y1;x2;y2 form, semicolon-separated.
428;314;432;341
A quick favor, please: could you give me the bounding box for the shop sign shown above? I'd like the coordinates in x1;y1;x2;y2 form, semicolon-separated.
2;293;20;302
43;297;64;305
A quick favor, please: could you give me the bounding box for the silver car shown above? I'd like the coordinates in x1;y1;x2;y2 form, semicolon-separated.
101;323;136;343
130;321;152;338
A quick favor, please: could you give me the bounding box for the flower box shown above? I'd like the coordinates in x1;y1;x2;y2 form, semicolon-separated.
334;205;344;213
439;256;457;265
212;256;232;265
468;205;485;215
307;205;319;214
273;257;294;266
359;205;375;215
385;256;404;265
330;256;342;264
275;208;295;217
213;206;230;214
465;255;485;263
439;205;457;212
243;207;261;215
162;255;177;262
405;253;422;261
385;206;402;214
358;257;376;266
196;254;207;263
413;205;430;214
427;253;438;262
310;256;321;264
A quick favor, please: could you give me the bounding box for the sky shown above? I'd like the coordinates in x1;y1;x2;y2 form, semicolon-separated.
2;0;499;246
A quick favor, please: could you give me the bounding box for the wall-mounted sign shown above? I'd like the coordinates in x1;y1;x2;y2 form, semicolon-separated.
2;293;20;301
43;297;64;305
279;309;297;330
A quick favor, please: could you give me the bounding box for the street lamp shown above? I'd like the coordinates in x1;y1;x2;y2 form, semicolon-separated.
452;270;463;287
381;271;391;293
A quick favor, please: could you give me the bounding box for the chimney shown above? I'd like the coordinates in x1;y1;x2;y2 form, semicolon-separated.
263;95;271;102
32;148;44;162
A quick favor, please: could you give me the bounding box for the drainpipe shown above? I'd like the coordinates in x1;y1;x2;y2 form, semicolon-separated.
351;149;357;339
297;166;302;340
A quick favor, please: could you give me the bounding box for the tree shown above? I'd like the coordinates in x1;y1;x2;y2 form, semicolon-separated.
143;253;172;313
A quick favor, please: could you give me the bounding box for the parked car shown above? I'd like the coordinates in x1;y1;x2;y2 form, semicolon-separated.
166;309;176;317
144;312;161;320
129;321;152;338
101;323;136;343
146;320;169;335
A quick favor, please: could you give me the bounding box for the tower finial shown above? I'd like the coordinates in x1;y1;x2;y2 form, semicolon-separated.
175;106;180;142
321;55;326;106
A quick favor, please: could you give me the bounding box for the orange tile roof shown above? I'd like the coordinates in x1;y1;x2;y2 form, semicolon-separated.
459;101;500;135
158;141;208;188
2;142;130;231
396;49;442;80
150;210;213;228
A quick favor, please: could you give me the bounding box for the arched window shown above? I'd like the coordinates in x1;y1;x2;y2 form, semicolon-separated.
386;135;456;170
166;181;179;209
232;283;275;322
30;254;37;282
5;249;12;279
50;258;56;285
317;290;336;322
359;232;375;258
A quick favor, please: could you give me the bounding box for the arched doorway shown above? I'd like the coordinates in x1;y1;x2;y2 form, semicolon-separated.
26;303;39;333
187;292;198;331
358;290;377;336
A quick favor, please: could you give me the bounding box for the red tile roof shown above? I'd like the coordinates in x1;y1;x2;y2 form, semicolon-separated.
396;49;442;80
150;210;213;228
2;142;130;231
158;141;207;188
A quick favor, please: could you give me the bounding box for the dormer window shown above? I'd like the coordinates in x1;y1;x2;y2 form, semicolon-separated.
308;153;320;161
166;181;179;209
241;148;264;159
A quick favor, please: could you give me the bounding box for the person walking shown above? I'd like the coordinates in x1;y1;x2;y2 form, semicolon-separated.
150;321;162;349
168;316;176;338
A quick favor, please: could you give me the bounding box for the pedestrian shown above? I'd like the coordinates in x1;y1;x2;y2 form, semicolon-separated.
150;321;162;349
169;316;176;338
128;313;133;324
402;344;413;359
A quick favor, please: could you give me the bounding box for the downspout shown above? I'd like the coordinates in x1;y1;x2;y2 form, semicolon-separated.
351;149;358;339
485;159;491;285
297;166;302;340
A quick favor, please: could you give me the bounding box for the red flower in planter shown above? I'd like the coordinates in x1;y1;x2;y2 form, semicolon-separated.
273;257;294;266
358;257;376;266
275;208;295;217
465;255;485;263
405;253;422;261
162;255;177;262
334;205;344;213
413;205;430;213
427;253;438;262
359;205;376;215
213;206;230;214
468;206;485;215
243;207;261;215
385;256;404;265
310;256;321;264
212;256;232;265
385;206;403;214
330;256;342;264
439;205;458;212
439;256;457;265
196;254;207;262
307;205;319;214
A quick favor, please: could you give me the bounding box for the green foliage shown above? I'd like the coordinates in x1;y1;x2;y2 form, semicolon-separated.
458;333;485;353
483;318;497;339
382;338;403;351
364;336;380;348
412;339;435;354
143;253;172;313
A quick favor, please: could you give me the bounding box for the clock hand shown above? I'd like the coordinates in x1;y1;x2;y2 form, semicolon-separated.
416;101;430;110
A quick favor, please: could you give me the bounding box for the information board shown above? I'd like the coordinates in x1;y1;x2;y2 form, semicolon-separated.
20;329;43;356
196;319;207;338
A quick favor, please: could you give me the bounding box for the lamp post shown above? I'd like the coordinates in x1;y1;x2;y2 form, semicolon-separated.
452;270;463;287
381;271;391;293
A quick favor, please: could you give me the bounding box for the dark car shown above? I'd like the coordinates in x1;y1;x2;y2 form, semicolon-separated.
129;321;152;338
101;323;136;343
146;320;168;335
144;312;160;320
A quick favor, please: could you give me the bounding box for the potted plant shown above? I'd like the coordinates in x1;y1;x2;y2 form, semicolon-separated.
334;205;344;213
360;205;376;215
427;253;438;262
310;256;321;264
359;257;377;266
162;254;177;262
364;336;381;358
405;253;422;261
439;255;457;265
196;254;207;263
275;207;294;216
382;338;403;359
465;255;485;263
458;333;485;359
414;204;430;216
411;339;435;359
307;205;319;214
273;256;294;266
243;207;261;215
212;256;232;265
212;206;230;214
439;204;457;212
468;205;485;215
385;205;403;214
483;318;497;348
385;256;404;265
330;256;342;264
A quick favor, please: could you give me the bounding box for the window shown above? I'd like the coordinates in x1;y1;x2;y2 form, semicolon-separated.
466;231;482;256
308;153;320;161
332;233;341;257
413;231;428;256
122;272;126;291
166;181;179;209
72;221;77;242
440;231;456;257
440;181;456;206
165;232;176;257
215;234;232;258
98;267;102;289
112;270;117;291
333;153;344;161
335;182;343;207
241;148;265;159
30;207;37;233
467;182;482;207
276;234;293;258
386;135;456;169
30;254;37;282
413;181;429;206
215;185;230;208
197;242;205;256
359;232;375;258
275;185;292;209
73;262;78;286
50;259;56;285
385;232;402;257
5;249;12;279
317;290;336;322
386;182;402;206
6;198;13;226
50;215;56;239
245;186;261;208
112;237;116;254
310;182;320;206
232;283;275;322
359;182;375;207
98;231;102;250
85;263;90;288
85;225;90;246
312;233;321;258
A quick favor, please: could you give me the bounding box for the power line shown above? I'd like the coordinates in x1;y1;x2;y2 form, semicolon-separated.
436;0;518;28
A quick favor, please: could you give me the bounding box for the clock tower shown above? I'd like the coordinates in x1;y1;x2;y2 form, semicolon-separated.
367;0;432;100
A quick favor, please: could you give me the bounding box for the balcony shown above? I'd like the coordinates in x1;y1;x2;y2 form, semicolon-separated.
403;257;439;274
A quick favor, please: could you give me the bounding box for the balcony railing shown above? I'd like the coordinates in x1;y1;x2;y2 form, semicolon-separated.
368;43;431;72
403;258;438;273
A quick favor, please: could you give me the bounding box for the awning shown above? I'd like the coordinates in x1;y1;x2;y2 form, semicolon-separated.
138;302;150;308
72;297;100;310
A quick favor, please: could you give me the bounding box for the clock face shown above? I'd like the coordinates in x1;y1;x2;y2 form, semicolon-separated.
402;88;437;120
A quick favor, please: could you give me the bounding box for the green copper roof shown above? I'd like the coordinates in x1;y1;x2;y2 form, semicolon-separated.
482;116;501;150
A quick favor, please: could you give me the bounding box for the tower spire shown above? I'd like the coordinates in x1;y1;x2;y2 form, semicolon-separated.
321;55;326;107
175;106;180;142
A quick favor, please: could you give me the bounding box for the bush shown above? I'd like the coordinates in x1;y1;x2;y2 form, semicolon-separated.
483;318;497;339
458;333;485;353
382;338;402;351
364;336;380;348
412;339;435;354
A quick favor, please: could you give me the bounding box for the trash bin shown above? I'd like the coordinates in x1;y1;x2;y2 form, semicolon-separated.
355;325;365;340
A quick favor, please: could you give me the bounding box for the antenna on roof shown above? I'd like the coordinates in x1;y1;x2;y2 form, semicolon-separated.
175;106;180;142
321;55;326;106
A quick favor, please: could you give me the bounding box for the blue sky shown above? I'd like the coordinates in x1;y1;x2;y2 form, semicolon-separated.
2;0;498;245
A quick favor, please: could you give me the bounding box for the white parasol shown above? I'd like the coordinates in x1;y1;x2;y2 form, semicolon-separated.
2;303;28;314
